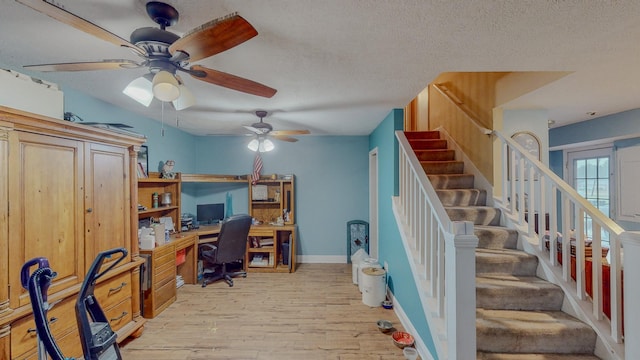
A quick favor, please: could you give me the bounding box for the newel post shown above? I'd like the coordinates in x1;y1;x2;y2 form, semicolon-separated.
620;231;640;359
446;221;478;359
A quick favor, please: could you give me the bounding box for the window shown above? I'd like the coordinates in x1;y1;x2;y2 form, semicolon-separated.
567;147;613;246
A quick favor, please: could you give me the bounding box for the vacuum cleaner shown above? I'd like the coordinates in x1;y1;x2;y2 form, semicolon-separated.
20;248;128;360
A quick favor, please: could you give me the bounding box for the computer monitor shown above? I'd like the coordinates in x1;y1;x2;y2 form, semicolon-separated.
196;203;225;225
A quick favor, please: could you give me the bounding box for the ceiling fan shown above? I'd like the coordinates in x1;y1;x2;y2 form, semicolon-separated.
244;110;310;152
15;0;277;109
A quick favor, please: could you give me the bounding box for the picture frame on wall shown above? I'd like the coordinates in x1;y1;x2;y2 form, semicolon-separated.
509;131;541;181
137;145;148;178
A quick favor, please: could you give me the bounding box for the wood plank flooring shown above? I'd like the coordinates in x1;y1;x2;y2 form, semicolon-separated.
120;263;416;359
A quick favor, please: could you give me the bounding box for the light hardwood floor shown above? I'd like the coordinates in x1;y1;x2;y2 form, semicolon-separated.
120;263;417;359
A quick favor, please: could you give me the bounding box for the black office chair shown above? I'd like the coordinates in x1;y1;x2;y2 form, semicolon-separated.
199;214;252;287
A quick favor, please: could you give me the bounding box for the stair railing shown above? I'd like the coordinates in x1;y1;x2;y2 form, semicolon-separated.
394;130;478;360
494;131;640;358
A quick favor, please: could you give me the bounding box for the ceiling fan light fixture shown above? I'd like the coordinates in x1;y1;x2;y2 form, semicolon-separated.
260;138;275;152
152;70;180;102
247;138;260;151
123;75;154;106
172;83;196;110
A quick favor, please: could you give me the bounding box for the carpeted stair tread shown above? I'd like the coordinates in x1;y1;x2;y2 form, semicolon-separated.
409;138;448;150
421;160;464;174
474;225;518;249
428;174;475;189
437;189;487;207
477;352;600;359
476;248;538;276
477;309;596;354
477;274;564;311
404;131;441;139
415;149;455;161
445;206;501;226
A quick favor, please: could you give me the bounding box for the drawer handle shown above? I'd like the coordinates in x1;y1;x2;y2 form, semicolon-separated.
27;317;58;333
109;282;127;293
110;311;128;322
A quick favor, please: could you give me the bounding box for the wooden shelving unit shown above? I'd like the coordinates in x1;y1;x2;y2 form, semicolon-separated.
246;174;296;272
248;174;295;225
138;172;181;231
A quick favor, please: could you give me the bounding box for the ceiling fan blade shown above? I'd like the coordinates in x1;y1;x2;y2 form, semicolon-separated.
169;14;258;62
24;59;141;72
243;125;263;135
272;135;299;143
270;130;310;136
189;65;277;98
16;0;146;57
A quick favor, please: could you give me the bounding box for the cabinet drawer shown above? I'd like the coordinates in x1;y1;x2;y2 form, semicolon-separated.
154;278;176;310
154;260;176;287
105;297;133;332
250;228;274;237
154;244;175;262
94;271;131;310
11;296;77;358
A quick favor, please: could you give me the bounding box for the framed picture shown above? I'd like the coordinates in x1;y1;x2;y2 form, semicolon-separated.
512;131;541;161
509;131;541;181
137;145;148;178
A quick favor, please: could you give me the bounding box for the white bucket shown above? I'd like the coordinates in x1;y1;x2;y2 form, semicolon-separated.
352;262;359;284
358;258;381;292
361;267;386;307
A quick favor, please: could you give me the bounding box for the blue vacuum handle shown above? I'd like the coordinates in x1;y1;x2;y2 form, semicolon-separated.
21;257;51;300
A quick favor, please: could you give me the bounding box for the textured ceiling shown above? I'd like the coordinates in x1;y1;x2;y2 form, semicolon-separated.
1;0;640;136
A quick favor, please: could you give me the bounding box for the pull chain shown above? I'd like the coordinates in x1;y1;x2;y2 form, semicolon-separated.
161;101;165;137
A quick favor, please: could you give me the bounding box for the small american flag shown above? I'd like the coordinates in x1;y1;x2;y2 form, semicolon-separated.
252;153;263;184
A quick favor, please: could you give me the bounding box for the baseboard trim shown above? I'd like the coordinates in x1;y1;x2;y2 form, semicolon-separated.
389;292;434;360
297;255;346;263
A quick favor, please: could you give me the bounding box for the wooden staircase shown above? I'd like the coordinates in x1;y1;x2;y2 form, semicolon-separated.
405;130;600;359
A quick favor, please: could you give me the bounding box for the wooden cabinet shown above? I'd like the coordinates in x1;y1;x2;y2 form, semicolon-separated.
0;106;146;359
247;226;296;273
138;172;181;232
140;234;197;318
248;175;295;225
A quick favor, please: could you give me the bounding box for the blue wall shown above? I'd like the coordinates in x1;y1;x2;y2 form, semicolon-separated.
370;109;437;358
550;108;640;148
190;135;370;257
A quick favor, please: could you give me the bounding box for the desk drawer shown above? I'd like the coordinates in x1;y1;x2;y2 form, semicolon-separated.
105;297;133;331
155;246;175;266
95;271;131;310
154;260;176;287
154;278;176;310
11;296;77;358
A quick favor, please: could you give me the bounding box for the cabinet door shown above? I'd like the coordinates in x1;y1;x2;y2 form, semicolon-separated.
8;132;85;308
84;142;132;266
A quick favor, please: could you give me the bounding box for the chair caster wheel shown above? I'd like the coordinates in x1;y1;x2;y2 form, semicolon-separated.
242;274;247;278
201;282;207;288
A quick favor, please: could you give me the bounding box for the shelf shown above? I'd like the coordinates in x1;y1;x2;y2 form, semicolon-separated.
139;206;179;216
252;201;281;205
248;247;274;253
181;173;248;183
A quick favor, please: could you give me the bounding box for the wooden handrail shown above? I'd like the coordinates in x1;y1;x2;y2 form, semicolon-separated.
432;83;493;135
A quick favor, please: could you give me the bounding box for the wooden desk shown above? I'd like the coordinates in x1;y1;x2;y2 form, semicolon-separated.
139;223;296;318
182;223;297;273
